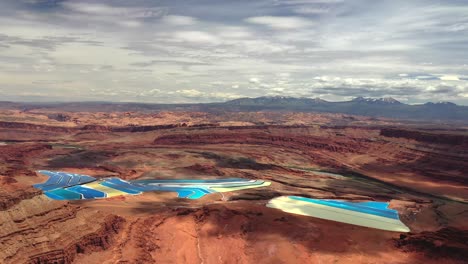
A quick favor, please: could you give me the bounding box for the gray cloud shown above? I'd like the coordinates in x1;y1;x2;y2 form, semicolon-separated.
0;34;102;51
313;86;422;97
0;0;466;104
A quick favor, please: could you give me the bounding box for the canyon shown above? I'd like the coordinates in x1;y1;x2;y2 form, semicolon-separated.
0;108;467;263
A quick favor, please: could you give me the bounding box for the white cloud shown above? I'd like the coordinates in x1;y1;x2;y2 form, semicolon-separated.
162;15;197;26
439;75;460;81
293;7;330;15
446;23;468;32
249;77;261;84
272;87;285;91
176;89;203;97
218;26;252;39
170;31;220;44
62;3;122;15
245;16;313;29
139;88;160;96
61;2;166;18
119;20;142;28
210;92;242;99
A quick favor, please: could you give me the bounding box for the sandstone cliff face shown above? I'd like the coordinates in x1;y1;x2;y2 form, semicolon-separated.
0;189;41;211
0;121;75;133
0;144;52;165
381;128;468;146
0;144;53;210
0;196;124;264
47;113;72;122
0;121;214;134
395;227;468;260
153;130;365;154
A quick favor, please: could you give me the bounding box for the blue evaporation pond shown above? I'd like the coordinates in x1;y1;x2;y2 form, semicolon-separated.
138;185;212;199
176;188;212;199
34;171;62;189
289;196;399;220
44;189;82;200
133;178;246;184
35;171;96;191
100;179;142;195
68;174;82;186
67;186;106;199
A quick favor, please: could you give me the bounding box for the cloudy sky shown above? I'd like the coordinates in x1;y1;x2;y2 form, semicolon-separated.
0;0;467;104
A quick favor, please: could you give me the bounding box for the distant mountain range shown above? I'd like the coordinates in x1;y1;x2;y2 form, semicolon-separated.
220;96;467;122
1;96;467;122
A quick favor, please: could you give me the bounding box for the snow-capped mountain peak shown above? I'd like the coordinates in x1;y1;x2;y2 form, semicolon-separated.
352;97;401;104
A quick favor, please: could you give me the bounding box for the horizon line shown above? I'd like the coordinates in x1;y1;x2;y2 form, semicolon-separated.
0;96;465;106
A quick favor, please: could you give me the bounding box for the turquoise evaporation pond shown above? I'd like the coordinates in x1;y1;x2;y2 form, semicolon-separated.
134;178;246;184
34;171;96;191
66;186;106;199
35;171;267;201
137;185;213;199
100;178;143;194
44;189;82;200
289;196;399;220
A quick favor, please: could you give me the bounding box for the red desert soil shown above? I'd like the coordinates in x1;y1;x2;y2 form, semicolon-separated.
0;110;467;263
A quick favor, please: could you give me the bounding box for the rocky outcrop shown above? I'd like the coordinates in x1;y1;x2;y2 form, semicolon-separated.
0;144;51;180
0;121;216;134
111;123;185;132
28;215;124;264
0;196;125;264
381;128;468;146
81;124;112;132
0;121;74;133
154;130;363;153
395;228;468;261
47;113;71;122
0;144;52;162
182;163;225;176
0;189;41;211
